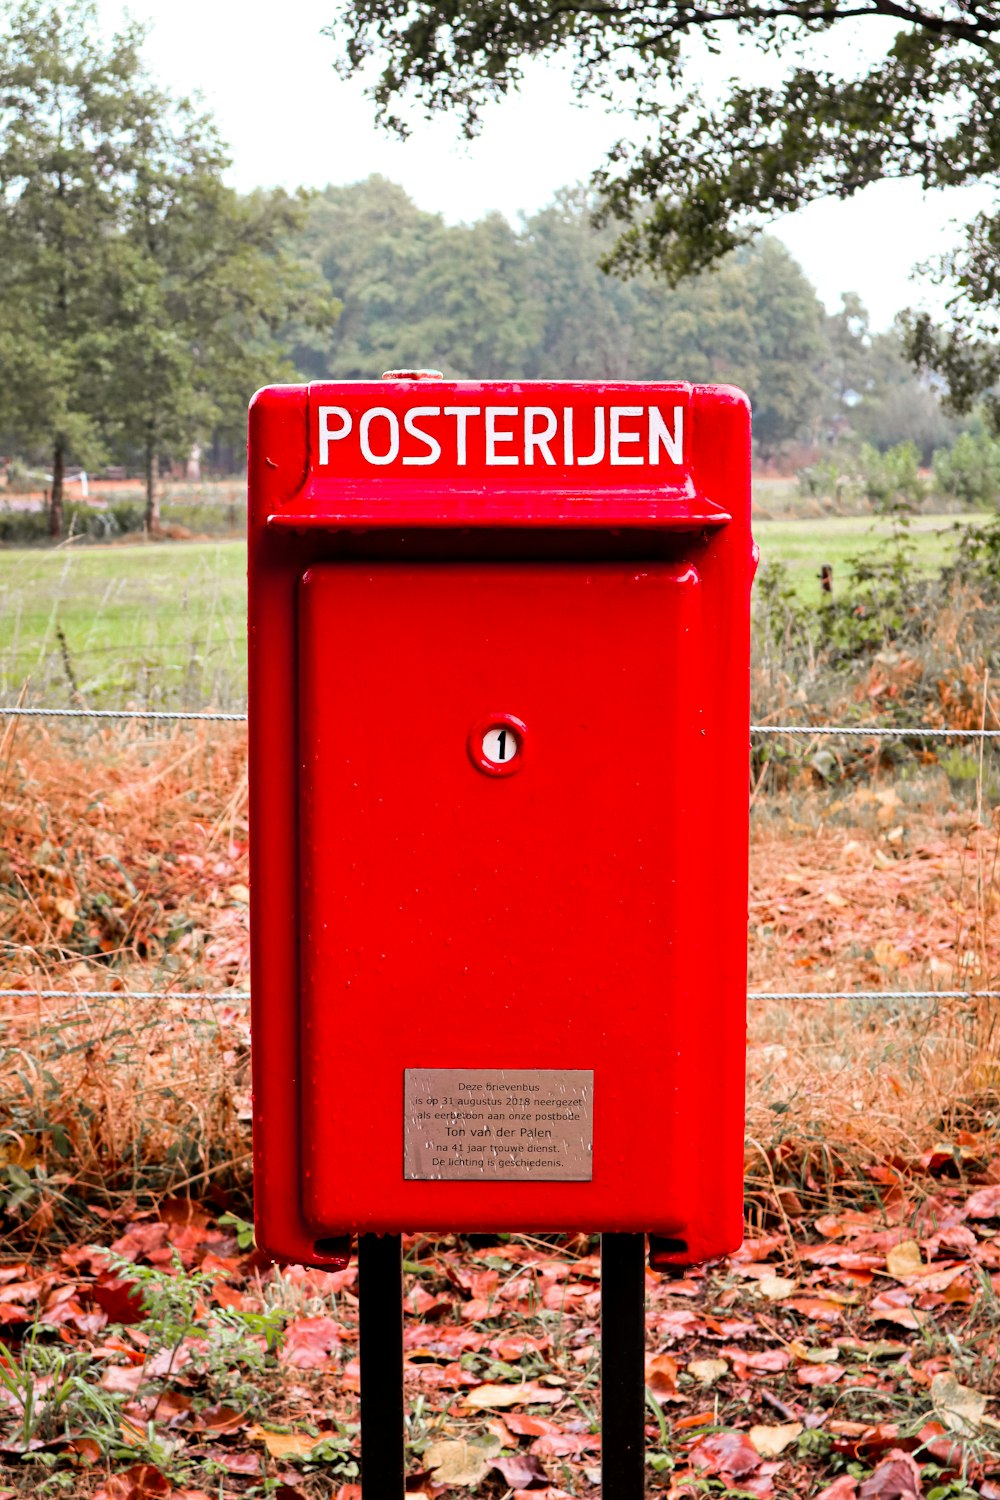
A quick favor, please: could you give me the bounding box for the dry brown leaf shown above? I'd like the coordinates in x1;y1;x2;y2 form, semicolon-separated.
930;1371;986;1436
688;1358;728;1385
749;1422;802;1457
885;1241;923;1279
245;1426;326;1459
462;1382;556;1410
757;1274;797;1300
425;1434;501;1486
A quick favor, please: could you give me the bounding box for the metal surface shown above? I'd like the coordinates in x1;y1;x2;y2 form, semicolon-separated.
403;1068;593;1180
602;1233;648;1500
358;1234;405;1499
248;379;752;1267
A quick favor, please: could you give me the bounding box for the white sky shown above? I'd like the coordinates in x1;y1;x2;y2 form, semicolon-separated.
100;0;992;332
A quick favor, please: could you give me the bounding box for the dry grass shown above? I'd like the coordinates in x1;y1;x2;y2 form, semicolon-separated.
0;723;997;1247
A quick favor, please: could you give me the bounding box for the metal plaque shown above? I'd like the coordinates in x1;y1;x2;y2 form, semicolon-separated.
404;1068;593;1181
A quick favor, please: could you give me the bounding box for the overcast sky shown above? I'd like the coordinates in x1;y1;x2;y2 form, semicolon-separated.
99;0;991;333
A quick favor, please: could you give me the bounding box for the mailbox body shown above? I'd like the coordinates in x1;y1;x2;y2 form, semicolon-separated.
248;380;754;1269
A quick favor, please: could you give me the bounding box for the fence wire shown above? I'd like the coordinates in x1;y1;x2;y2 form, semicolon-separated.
2;705;997;1008
0;988;997;1004
1;706;999;736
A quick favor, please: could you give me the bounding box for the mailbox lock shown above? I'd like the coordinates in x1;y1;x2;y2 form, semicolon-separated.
468;712;527;777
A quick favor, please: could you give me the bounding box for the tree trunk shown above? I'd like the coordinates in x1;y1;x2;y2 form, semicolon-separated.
48;442;64;538
144;434;160;534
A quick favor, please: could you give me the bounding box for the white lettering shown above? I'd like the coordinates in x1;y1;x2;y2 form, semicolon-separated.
318;405;352;465
524;406;557;465
486;406;518;466
360;407;399;465
563;407;574;465
444;405;480;466
403;406;442;466
610;406;644;465
649;404;684;465
577;408;605;466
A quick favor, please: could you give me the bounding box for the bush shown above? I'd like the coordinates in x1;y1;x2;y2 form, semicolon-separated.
856;441;924;511
932;429;1000;508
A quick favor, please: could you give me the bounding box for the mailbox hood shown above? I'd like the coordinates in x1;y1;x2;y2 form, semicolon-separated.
252;379;746;530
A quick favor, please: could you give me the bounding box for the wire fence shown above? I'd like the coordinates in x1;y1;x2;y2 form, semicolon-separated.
2;705;999;736
2;704;997;1008
0;988;997;1003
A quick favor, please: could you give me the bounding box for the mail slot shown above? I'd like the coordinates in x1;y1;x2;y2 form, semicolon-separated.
248;378;754;1271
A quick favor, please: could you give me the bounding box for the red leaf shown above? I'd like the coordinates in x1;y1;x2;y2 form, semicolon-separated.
858;1451;923;1499
91;1275;145;1325
493;1453;549;1488
505;1414;560;1437
93;1465;172;1500
279;1316;341;1369
964;1183;1000;1219
814;1479;859;1500
796;1363;843;1386
690;1431;761;1480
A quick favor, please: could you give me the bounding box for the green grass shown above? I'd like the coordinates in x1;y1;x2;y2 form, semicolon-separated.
0;539;246;709
755;512;984;601
0;511;987;707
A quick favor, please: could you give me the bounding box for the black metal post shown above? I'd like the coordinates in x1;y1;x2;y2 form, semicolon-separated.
358;1233;405;1499
601;1232;647;1500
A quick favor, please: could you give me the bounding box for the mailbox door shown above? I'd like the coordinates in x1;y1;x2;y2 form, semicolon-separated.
297;560;738;1251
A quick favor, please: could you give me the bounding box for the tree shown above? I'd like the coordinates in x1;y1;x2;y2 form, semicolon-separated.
0;0;150;534
0;0;336;535
329;1;1000;413
99;88;335;529
291;177;829;446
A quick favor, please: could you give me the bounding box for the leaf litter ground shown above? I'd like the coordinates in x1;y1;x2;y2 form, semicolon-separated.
0;729;998;1496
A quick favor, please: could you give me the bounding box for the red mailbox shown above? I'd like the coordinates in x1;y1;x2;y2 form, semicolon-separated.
248;378;754;1273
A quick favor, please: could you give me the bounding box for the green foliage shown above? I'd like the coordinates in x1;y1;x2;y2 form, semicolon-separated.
107;1252;285;1413
330;1;1000;410
0;0;336;534
293;177;828;450
855;442;924;512
932;427;1000;508
0;1324;125;1454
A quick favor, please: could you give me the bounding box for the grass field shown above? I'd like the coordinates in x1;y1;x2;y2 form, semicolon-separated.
0;510;986;706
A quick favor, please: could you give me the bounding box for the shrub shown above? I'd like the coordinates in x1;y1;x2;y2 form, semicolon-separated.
932;429;1000;508
856;441;924;511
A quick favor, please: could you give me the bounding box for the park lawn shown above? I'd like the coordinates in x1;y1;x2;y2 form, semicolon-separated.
0;511;986;705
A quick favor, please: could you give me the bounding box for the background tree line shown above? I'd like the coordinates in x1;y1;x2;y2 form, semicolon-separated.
288;176;966;464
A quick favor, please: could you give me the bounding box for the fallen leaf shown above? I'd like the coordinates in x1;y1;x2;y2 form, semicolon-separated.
885;1241;923;1279
814;1479;859;1500
505;1414;560;1437
279;1316;341;1369
857;1450;922;1498
93;1466;172;1500
757;1275;797;1300
930;1371;986;1436
749;1423;802;1457
688;1357;728;1385
492;1452;549;1488
797;1363;844;1387
965;1183;1000;1219
645;1352;679;1394
462;1382;556;1410
90;1275;145;1325
425;1434;502;1487
245;1426;327;1459
690;1430;761;1480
